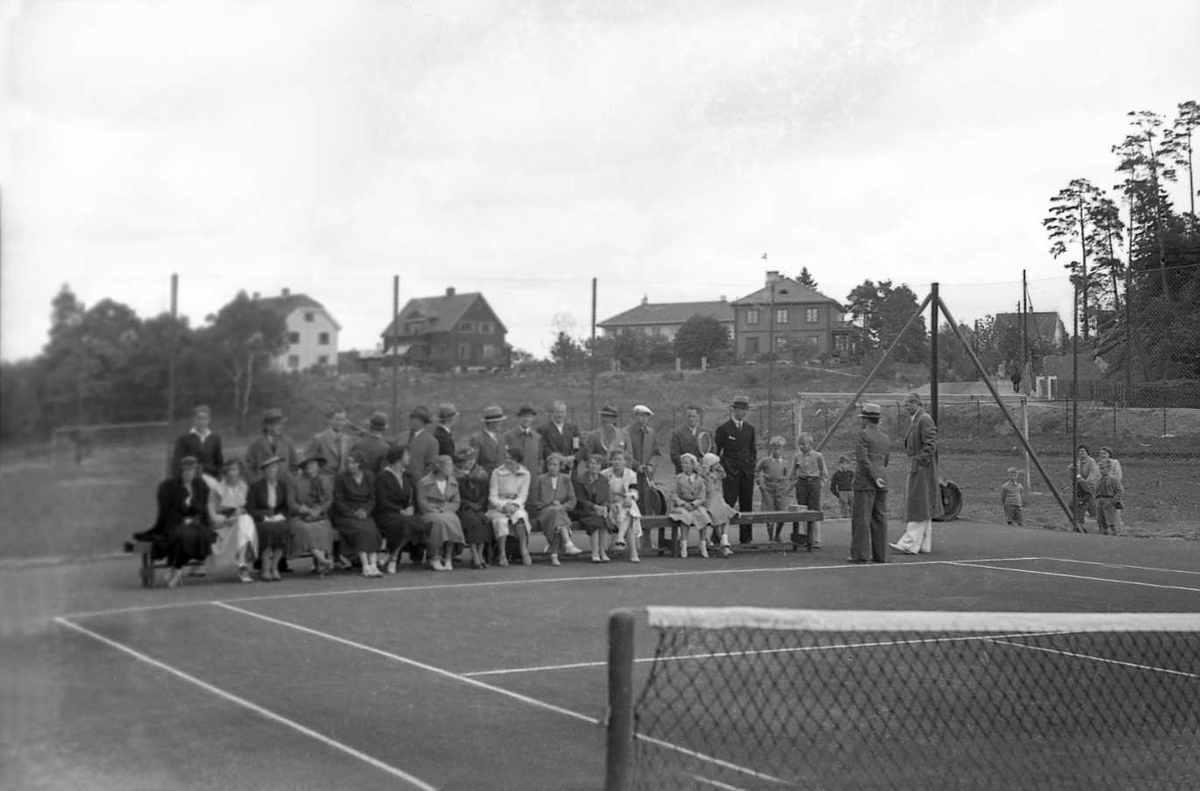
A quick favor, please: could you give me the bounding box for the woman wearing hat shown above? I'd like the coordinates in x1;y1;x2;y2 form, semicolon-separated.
455;445;494;570
487;445;533;566
154;455;215;588
468;405;506;474
245;408;299;484
434;403;458;458
406;406;439;483
416;455;466;572
582;405;629;461
376;444;423;574
350;412;392;474
207;458;259;583
332;451;384;577
247;456;292;581
290;450;335;576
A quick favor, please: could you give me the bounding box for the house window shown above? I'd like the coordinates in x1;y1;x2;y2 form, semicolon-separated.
482;344;498;359
776;336;787;351
806;308;819;323
478;321;494;334
746;309;760;326
459;321;476;333
288;331;300;344
775;308;789;324
317;355;329;365
406;321;423;334
304;312;315;323
835;334;851;355
287;355;300;370
745;337;759;356
458;343;471;360
318;332;330;345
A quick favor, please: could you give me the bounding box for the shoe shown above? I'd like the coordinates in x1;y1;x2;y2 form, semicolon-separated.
721;546;733;557
550;555;561;567
699;542;709;559
165;569;184;588
613;540;627;550
386;560;397;575
845;557;867;563
889;543;916;555
563;544;584;556
521;552;533;567
591;557;603;564
237;565;254;584
498;556;509;567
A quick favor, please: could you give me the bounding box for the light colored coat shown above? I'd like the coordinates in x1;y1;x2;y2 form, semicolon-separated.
487;464;531;526
904;409;943;521
533;472;577;533
310;428;355;476
407;428;440;482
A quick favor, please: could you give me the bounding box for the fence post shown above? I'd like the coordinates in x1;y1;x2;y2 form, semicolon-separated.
1021;397;1031;492
606;609;637;791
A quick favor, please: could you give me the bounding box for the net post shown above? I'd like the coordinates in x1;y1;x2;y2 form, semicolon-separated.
606;608;638;791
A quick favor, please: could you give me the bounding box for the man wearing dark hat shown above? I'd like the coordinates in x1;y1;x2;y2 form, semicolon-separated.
434;403;458;458
504;404;542;483
171;404;224;482
469;405;506;475
246;408;299;484
848;403;890;564
406;406;439;482
582;405;629;462
715;395;757;543
351;411;392;474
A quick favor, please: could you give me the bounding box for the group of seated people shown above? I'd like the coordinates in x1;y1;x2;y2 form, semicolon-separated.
137;401;746;588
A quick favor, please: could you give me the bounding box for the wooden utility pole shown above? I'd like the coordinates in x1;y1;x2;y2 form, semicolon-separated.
766;271;776;436
589;277;598;430
930;282;939;425
391;275;400;433
167;273;178;424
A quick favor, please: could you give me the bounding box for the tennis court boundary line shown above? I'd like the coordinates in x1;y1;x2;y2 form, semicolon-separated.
985;638;1200;680
1036;557;1200;577
948;561;1200;594
212;601;789;787
59;555;1042;621
53;616;438;791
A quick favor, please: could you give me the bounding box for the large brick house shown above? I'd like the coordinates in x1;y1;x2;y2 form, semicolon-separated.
380;288;509;371
731;272;853;360
597;297;735;340
256;288;341;372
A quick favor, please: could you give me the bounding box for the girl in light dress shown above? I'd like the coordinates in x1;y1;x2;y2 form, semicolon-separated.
602;449;642;563
701;452;736;557
207;458;259;583
668;453;713;558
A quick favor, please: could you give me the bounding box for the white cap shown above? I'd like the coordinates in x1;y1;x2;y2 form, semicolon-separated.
633;404;654;416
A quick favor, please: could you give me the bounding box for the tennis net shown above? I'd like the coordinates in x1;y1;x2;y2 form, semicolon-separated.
605;607;1200;790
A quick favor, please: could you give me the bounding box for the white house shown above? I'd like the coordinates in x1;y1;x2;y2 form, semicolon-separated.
255;288;341;372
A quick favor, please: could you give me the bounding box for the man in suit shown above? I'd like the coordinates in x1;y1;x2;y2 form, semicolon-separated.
406;406;439;482
504;404;542;480
626;404;660;551
891;393;943;555
669;405;704;474
350;411;392;474
715;394;757;543
469;405;506;474
171;404;224;482
848;403;890;563
310;408;356;480
539;400;581;474
434;403;458;458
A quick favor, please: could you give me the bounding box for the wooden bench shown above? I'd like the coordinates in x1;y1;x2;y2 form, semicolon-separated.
643;509;824;556
130;540;208;587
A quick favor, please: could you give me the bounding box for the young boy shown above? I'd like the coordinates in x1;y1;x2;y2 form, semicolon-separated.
756;436;790;542
1000;467;1024;526
829;455;855;518
1094;459;1124;536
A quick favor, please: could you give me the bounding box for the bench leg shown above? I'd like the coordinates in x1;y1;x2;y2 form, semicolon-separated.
140;550;154;588
806;522;813;552
790;522;801;552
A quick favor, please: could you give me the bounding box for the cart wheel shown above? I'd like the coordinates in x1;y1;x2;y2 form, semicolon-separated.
935;480;962;522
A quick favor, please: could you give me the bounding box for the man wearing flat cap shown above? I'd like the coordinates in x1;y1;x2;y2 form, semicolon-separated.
582;404;629;464
351;412;392;474
434;403;458;458
625;405;661;530
406;406;439;482
715;395;757;543
245;408;299;485
469;405;506;475
848;402;890;564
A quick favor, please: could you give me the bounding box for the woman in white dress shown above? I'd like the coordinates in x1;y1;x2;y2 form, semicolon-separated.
207;458;259;583
603;449;642;563
668;453;713;558
487;446;533;567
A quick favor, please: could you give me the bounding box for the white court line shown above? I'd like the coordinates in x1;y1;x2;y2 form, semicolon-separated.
683;771;750;791
61;556;1040;621
1035;557;1200;577
54;617;438;791
463;630;1076;678
948;562;1200;594
213;601;789;787
986;638;1200;680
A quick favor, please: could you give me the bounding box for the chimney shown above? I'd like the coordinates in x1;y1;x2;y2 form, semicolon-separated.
641;295;649;305
281;287;290;297
719;295;727;302
251;291;260;300
766;270;780;284
446;287;456;297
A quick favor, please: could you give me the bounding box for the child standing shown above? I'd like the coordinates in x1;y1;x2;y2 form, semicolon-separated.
1000;467;1024;526
1094;459;1124;536
756;436;791;542
790;433;828;549
829;456;855;518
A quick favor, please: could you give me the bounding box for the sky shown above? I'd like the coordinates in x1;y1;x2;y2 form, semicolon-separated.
2;0;1197;362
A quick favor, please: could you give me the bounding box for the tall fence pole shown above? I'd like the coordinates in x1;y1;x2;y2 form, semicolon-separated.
391;275;399;433
1071;278;1079;527
590;277;598;431
1021;396;1031;492
930;282;939;427
167;273;178;425
605;609;637;791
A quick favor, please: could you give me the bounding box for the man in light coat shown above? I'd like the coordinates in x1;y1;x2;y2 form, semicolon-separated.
891;393;943;555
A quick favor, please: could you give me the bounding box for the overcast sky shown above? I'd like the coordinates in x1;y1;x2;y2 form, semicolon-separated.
2;0;1197;362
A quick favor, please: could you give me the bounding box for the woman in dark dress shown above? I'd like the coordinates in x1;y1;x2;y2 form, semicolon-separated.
455;445;494;569
376;444;424;575
247;456;291;582
155;455;214;588
332;451;383;577
290;451;335;576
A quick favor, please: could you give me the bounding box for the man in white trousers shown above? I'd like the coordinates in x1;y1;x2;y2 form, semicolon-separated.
891;393;943;554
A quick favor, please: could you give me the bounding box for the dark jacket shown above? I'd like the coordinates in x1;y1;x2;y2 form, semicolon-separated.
376;467;417;517
433;424;456;459
715;418;756;474
171;431;224;479
153;475;213;534
246;478;291;523
539;421;582;468
853;424;890;492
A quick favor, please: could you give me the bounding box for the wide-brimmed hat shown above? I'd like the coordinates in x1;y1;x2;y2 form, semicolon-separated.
859;402;883;418
482;405;505;422
599;404;619;418
261;407;284;425
437;403;459;420
632;404;654;416
517;403;538;417
454;445;478;462
368;411;388;431
178;455;200;469
298;450;327;467
258;455;284;471
731;395;751;410
409;406;432;424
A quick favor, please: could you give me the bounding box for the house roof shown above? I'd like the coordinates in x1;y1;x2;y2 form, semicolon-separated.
598;300;735;328
256;292;342;330
994;312;1064;344
380;291;508;337
731;278;844;310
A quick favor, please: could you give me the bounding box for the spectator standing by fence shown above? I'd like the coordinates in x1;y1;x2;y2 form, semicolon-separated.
892;393;942;555
829;456;855;518
716;395;757;544
848;404;889;564
1000;467;1024;526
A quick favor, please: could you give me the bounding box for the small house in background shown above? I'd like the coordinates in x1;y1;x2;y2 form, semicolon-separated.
598;297;735;340
993;311;1067;353
256;288;341;373
380;287;509;371
731;272;852;360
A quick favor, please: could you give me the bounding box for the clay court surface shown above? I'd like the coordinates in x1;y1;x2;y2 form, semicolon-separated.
4;520;1200;790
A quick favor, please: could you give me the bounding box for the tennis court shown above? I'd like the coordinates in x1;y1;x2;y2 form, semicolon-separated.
6;519;1200;790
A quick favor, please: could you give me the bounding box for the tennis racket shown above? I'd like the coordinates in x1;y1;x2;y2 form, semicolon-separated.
698;431;713;455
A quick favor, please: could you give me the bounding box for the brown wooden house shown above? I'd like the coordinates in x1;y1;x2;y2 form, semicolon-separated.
380;288;509;371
